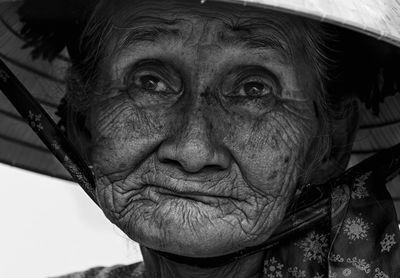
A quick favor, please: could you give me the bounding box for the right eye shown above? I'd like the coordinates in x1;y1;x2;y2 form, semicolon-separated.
134;74;171;93
125;60;182;96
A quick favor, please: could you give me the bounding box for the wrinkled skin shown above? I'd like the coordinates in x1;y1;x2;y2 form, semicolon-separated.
78;0;325;276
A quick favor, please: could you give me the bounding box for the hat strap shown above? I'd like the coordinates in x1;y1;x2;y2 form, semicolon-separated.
0;58;97;204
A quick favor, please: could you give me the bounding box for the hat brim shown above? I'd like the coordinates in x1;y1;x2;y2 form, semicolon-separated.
1;0;400;214
214;0;400;48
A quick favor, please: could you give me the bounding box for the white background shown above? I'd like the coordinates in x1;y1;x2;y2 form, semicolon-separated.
0;163;142;278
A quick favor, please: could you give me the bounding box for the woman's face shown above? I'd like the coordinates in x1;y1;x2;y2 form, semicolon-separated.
86;0;321;257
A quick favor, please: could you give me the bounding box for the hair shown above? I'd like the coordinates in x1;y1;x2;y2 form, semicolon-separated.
63;0;357;185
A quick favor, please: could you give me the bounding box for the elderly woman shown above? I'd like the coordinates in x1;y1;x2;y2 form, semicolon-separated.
1;0;400;277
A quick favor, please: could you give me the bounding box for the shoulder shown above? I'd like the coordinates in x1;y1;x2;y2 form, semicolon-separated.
51;262;145;278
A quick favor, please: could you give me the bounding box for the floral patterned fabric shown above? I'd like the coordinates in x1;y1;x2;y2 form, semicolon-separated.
327;169;400;278
263;167;400;278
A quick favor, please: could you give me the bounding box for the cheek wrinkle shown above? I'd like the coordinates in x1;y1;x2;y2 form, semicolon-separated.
267;170;278;181
284;156;290;164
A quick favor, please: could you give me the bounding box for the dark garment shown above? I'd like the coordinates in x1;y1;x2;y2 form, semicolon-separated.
53;165;400;278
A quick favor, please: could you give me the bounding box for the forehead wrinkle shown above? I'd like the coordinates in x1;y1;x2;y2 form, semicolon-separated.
113;16;184;52
109;4;302;66
114;18;292;66
219;17;296;63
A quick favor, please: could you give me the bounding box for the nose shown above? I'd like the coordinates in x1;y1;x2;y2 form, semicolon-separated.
157;110;231;173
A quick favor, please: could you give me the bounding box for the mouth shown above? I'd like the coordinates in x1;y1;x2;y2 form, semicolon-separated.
151;185;227;204
140;172;243;204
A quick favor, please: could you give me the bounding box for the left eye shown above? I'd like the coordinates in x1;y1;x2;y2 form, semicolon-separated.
237;81;272;97
136;75;169;93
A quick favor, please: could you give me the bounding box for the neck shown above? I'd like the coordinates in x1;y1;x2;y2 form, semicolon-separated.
141;246;265;278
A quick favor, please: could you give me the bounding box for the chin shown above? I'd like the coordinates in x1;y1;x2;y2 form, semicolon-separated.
121;198;276;258
137;230;245;258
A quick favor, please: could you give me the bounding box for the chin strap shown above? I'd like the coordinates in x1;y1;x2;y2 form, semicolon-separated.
153;182;331;268
2;56;400;268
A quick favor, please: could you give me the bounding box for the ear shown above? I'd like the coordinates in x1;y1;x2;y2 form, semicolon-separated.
310;98;360;184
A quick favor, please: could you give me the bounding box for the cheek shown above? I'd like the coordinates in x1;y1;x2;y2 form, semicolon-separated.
223;108;316;195
88;95;172;172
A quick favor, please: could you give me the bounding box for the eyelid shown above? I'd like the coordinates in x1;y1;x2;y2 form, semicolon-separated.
234;67;279;88
235;76;273;89
133;70;164;83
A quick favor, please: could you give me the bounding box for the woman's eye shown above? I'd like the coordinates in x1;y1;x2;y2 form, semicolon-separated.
231;80;274;98
136;75;169;93
238;81;272;97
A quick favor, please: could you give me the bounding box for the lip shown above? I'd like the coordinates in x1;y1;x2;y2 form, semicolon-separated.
151;186;226;203
141;172;242;202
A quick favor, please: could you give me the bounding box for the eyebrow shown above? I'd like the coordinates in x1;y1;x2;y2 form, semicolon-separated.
218;31;290;62
220;19;292;62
